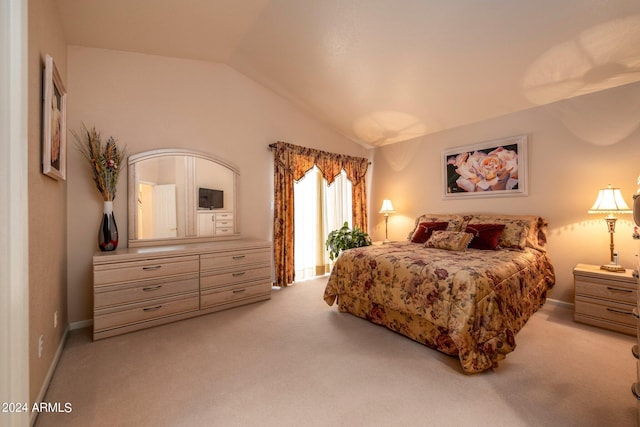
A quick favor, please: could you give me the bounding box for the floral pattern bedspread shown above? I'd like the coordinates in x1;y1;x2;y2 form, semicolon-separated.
323;242;555;373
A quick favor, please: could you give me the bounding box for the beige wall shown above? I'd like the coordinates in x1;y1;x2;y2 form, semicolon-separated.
28;0;68;403
370;81;640;303
66;46;370;323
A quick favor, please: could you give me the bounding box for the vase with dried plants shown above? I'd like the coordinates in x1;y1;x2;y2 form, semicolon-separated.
72;124;126;251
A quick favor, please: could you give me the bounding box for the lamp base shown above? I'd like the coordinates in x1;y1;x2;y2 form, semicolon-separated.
600;263;626;272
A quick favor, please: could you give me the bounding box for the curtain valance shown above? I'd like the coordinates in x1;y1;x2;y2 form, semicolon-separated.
270;141;369;185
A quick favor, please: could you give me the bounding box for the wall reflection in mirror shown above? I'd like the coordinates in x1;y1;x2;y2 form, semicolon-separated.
128;149;238;247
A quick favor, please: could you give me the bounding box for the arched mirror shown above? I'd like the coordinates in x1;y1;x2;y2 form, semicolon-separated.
128;149;239;247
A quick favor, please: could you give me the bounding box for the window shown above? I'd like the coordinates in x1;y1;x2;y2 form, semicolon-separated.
294;167;352;280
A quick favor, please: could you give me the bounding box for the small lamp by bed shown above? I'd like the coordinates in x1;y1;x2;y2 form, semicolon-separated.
379;199;396;243
588;184;632;272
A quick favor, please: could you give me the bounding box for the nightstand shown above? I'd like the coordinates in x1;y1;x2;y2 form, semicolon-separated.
573;263;637;335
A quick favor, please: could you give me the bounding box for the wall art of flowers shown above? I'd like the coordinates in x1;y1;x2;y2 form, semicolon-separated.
442;135;527;199
72;124;126;202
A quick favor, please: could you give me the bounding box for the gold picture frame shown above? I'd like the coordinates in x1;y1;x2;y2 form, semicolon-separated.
42;54;67;181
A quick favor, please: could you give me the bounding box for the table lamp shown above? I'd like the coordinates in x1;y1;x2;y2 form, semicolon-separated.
379;199;395;243
588;184;632;272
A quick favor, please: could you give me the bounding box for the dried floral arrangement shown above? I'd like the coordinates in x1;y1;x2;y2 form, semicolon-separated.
72;124;126;201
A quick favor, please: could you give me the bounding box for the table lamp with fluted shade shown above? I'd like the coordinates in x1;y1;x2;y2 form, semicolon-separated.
379;199;396;243
588;184;632;272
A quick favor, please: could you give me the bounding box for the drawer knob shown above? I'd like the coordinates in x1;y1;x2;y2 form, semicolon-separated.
142;285;162;292
232;272;246;277
233;289;246;294
232;255;246;260
142;265;162;271
143;305;162;312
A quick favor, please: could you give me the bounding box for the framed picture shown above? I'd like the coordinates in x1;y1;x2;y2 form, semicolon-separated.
442;134;527;199
42;54;67;181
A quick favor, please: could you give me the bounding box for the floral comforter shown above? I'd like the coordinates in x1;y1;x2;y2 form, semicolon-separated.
323;242;555;374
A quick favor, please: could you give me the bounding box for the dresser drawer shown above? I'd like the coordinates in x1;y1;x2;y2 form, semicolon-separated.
94;273;199;309
201;265;271;290
575;296;636;328
575;279;637;304
200;249;271;270
94;293;199;332
200;280;270;309
94;255;199;286
216;212;233;221
215;227;235;235
215;219;233;228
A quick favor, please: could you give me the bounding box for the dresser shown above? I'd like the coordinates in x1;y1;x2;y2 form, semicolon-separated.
93;239;271;340
573;263;637;335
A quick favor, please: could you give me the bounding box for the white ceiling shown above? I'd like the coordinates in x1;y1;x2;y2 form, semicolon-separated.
56;0;640;147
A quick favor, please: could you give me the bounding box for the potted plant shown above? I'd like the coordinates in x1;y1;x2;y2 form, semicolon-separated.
325;221;371;261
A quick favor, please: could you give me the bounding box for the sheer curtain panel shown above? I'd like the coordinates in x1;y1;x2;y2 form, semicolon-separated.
294;167;352;280
271;142;369;287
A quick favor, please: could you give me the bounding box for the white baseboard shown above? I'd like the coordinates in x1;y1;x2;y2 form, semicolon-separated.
30;326;69;426
546;298;574;309
70;319;93;330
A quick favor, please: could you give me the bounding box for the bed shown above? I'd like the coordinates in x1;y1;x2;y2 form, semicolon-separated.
323;213;555;374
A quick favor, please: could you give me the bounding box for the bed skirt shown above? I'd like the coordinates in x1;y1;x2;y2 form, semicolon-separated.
332;274;551;374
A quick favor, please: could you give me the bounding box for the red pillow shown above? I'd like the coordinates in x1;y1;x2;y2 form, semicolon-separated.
411;221;449;243
466;224;506;250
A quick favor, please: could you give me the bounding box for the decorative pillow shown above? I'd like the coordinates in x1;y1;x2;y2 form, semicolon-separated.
467;214;537;250
411;221;449;243
425;230;474;251
407;214;471;241
465;224;506;250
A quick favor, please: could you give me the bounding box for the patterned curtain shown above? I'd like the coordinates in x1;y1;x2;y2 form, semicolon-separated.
271;141;370;287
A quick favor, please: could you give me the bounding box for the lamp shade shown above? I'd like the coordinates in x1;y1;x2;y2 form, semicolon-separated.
379;199;395;214
588;184;632;214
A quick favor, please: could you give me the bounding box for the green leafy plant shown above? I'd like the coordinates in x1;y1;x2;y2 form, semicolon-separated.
325;221;371;261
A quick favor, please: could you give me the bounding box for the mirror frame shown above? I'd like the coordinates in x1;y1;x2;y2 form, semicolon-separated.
634;194;640;227
128;148;240;247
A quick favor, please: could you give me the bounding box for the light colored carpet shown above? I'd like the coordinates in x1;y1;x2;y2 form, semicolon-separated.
36;276;637;427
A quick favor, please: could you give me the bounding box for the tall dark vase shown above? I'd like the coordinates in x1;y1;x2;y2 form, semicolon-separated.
99;201;118;251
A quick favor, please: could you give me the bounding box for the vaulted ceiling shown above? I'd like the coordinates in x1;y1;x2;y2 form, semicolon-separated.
56;0;640;147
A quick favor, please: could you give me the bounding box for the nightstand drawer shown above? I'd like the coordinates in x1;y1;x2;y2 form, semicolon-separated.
575;279;636;304
575;296;636;328
574;312;636;335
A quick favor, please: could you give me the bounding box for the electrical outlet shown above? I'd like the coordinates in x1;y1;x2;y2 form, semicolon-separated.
54;311;58;328
38;335;44;358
